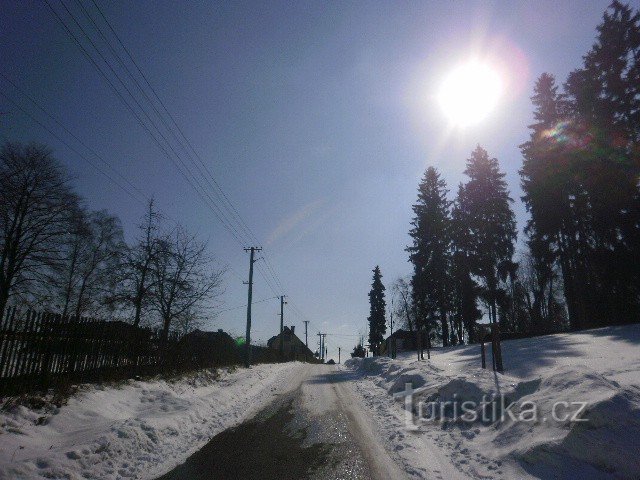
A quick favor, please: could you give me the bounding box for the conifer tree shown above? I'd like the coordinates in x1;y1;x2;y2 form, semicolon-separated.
407;167;452;346
367;266;387;354
458;146;516;326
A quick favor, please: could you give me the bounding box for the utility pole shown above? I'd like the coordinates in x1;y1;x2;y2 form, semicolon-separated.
279;295;287;361
390;298;395;359
322;333;327;362
303;320;310;347
317;332;327;362
244;247;261;368
338;347;341;364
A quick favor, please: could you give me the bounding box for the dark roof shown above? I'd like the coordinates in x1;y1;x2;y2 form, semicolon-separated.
266;326;296;347
182;329;234;341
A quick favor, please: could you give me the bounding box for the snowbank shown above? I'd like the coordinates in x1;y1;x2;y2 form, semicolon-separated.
343;325;640;479
0;362;305;479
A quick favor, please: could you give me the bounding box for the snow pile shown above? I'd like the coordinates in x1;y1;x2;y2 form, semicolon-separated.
0;362;305;479
344;325;640;479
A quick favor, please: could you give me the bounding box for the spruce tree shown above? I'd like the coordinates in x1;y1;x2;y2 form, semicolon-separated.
407;167;452;346
458;146;516;326
451;184;482;343
367;266;387;354
520;73;581;330
564;0;640;324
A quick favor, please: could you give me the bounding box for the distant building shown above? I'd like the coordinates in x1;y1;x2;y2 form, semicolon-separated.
267;326;314;361
379;329;430;355
179;329;238;366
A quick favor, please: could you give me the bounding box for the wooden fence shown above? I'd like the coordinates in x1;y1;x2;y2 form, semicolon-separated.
0;307;175;395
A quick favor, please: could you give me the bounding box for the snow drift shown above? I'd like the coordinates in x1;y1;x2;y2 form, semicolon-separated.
344;324;640;479
0;362;305;479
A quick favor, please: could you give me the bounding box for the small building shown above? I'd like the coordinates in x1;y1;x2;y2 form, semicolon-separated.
179;329;238;366
379;329;430;355
267;326;314;362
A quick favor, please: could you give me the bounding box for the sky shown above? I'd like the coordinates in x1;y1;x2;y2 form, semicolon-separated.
0;0;626;360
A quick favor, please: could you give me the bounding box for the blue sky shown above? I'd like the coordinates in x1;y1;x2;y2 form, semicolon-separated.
0;0;621;359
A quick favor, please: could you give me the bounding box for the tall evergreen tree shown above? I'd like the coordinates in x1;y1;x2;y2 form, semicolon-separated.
407;167;452;346
521;2;640;329
564;0;640;324
367;266;387;354
451;185;482;342
458;146;516;326
520;73;582;330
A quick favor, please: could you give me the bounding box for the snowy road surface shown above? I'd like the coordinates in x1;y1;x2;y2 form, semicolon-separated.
157;363;405;480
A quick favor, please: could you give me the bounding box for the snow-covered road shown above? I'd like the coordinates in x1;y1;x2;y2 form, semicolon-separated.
158;363;405;480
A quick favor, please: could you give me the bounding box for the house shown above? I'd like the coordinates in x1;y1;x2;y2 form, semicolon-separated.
179;329;239;366
267;326;314;362
379;329;430;355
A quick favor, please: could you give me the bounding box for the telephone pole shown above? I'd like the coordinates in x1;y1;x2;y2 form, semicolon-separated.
390;298;395;359
317;332;326;362
303;320;310;347
338;347;341;364
244;247;261;368
321;333;327;362
279;295;287;360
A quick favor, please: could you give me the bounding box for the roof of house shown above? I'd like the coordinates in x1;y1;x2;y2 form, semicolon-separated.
266;326;313;356
266;326;296;347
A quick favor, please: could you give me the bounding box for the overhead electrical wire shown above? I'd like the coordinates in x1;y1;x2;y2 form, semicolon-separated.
39;0;313;323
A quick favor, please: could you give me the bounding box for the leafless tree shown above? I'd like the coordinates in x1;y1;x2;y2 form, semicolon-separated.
391;277;414;332
175;307;204;337
71;210;124;318
118;199;163;327
0;143;78;319
152;228;225;350
58;207;91;317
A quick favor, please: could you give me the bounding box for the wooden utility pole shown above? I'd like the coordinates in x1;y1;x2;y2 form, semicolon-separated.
338;347;341;364
279;295;287;360
317;332;327;362
323;334;327;361
244;247;261;368
389;298;395;359
303;320;309;347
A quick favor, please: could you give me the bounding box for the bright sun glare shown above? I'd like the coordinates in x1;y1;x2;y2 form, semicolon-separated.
438;61;502;127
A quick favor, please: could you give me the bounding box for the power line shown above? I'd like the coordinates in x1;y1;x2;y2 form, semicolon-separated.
0;73;147;203
86;0;261;249
75;0;289;300
73;0;252;250
44;0;317;322
216;296;279;314
0;89;146;204
45;0;249;247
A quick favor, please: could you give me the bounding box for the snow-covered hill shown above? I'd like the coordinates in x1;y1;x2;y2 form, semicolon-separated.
344;324;640;479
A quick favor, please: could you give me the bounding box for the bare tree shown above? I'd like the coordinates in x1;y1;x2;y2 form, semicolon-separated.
119;199;163;327
57;207;91;317
175;307;204;337
152;228;225;350
70;210;124;318
0;143;78;319
391;277;414;332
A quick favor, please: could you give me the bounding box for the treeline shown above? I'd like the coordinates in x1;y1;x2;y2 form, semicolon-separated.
0;142;225;348
397;1;640;346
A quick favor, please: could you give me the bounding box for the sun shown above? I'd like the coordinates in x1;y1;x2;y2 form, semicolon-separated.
438;60;502;127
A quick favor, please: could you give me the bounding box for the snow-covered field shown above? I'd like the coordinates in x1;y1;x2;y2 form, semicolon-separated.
344;324;640;480
0;362;305;479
